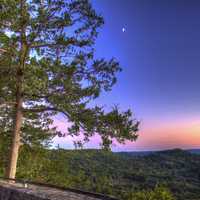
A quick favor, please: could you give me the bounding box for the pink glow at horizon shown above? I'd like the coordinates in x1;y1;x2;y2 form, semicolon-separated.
52;116;200;151
121;118;200;151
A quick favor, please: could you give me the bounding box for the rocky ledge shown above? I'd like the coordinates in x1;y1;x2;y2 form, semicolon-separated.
0;179;119;200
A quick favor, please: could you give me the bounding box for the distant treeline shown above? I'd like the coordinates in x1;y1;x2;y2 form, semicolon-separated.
0;147;200;200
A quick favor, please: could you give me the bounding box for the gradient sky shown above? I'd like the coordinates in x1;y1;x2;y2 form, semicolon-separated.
54;0;200;151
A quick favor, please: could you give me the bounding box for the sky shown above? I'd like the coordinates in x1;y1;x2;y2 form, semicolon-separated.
54;0;200;151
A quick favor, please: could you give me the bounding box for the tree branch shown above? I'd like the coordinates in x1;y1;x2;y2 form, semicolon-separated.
30;43;59;48
23;106;70;118
0;101;16;108
30;38;89;49
0;48;7;53
0;22;11;28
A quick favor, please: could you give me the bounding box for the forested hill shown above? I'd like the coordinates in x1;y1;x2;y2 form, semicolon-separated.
117;148;200;156
188;149;200;154
1;148;200;200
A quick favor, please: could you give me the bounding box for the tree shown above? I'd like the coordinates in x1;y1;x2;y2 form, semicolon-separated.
0;0;139;179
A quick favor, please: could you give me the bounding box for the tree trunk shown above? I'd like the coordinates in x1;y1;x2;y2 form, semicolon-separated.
5;78;23;179
5;0;27;179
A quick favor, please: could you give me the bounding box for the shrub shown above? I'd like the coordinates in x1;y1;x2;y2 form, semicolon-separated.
130;186;175;200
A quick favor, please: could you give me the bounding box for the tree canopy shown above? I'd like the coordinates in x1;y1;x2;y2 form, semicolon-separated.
0;0;139;178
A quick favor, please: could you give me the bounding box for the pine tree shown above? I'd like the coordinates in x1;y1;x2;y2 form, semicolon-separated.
0;0;139;179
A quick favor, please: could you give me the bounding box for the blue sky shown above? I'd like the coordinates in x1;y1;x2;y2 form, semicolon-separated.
54;0;200;151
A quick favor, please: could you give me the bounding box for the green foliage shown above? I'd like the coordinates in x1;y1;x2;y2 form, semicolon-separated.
129;186;175;200
0;0;139;152
0;148;197;200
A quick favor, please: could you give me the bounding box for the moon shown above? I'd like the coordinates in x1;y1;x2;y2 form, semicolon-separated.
122;27;126;33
